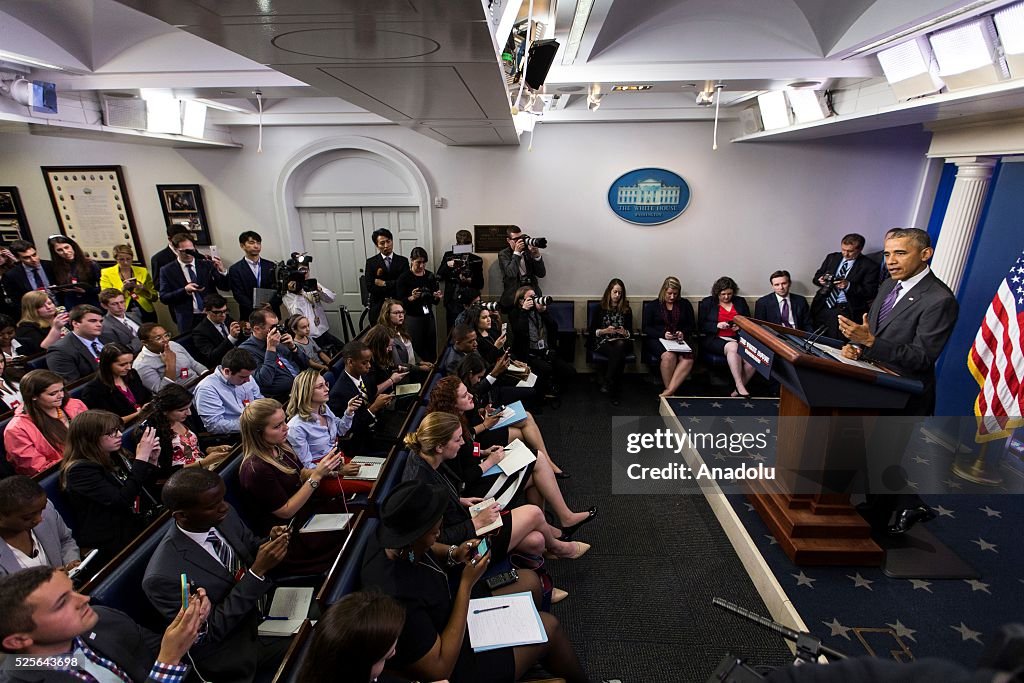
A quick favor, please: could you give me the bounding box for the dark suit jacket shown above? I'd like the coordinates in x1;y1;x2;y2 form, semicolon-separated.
158;259;229;333
328;371;378;453
45;333;100;382
1;261;56;303
436;250;484;305
192;315;243;367
238;335;307;398
497;247;546;309
143;509;273;683
810;253;880;319
227;258;280;321
0;606;164;683
862;271;958;415
0;501;79;576
99;312;143;353
753;293;813;332
150;247;176;281
364;253;409;306
697;296;751;337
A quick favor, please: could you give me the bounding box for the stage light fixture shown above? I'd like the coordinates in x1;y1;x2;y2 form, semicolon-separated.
757;91;791;130
929;18;1004;89
877;38;944;101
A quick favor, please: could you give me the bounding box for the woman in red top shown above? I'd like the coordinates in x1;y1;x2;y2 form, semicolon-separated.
3;370;88;475
698;276;755;398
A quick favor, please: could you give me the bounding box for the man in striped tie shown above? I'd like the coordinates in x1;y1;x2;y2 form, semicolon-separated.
837;228;958;535
810;233;879;340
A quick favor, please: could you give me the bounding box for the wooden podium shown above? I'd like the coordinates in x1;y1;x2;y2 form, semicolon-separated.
733;316;923;566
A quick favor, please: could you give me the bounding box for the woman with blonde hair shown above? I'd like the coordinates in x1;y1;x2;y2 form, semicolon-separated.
14;291;70;355
286;369;367;495
99;244;158;322
4;370;88;475
401;411;589;564
239;398;346;575
644;276;696;398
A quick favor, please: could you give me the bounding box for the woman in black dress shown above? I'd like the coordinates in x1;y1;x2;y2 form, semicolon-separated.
360;479;589;683
395;247;442;362
697;276;755;398
588;278;634;402
644;276;696;398
80;343;152;422
48;235;100;309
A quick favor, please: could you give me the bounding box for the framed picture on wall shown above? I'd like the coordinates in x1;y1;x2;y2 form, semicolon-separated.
0;186;33;245
41;166;143;263
156;184;211;245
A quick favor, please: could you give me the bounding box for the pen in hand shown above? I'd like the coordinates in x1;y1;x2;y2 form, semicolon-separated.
473;605;509;614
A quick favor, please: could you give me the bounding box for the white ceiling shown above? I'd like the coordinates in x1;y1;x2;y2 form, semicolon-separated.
0;0;1019;145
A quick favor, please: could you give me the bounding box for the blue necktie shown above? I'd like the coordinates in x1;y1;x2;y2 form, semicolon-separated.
186;264;204;311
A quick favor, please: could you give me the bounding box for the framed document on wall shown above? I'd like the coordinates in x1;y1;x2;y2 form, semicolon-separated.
41;166;142;263
156;184;211;245
0;187;33;245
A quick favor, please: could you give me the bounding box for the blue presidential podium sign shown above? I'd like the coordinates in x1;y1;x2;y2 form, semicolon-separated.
607;168;691;225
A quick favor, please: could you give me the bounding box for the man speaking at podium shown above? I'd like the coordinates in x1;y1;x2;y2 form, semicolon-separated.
836;227;958;535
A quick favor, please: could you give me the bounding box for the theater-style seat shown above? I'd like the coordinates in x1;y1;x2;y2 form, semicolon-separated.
585;300;636;366
315;514;379;609
544;300;576;365
270;619;313;683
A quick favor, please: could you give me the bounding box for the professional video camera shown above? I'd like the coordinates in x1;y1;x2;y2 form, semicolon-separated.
277;252;314;295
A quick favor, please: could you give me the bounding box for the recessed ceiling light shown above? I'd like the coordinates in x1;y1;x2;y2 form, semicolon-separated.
219;90;237;95
680;83;697;89
788;80;822;89
557;85;584;93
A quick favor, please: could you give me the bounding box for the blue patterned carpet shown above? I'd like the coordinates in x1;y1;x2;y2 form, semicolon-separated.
665;396;1024;667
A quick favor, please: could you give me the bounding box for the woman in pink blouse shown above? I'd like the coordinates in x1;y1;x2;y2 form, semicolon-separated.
4;370;88;475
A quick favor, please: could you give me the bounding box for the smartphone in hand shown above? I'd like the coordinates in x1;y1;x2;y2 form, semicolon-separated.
180;573;190;610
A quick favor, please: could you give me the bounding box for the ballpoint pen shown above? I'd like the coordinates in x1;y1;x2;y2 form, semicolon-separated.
472;605;509;614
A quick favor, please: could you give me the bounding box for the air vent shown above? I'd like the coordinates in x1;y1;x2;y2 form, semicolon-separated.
101;94;146;130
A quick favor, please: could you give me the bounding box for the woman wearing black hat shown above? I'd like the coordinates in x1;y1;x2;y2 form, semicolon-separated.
361;480;589;683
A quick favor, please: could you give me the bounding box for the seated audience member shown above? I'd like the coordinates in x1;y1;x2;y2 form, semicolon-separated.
361;480;589;683
470;304;508;365
286;369;367;494
239;308;307;402
401;412;588;563
228;229;281;322
285;313;331;372
80;343;152;422
143;385;234;476
194;348;263;434
238;399;347;575
100;243;159;323
754;269;812;331
363;324;411;393
446;325;533;408
60;411;161;566
428;376;592;536
1;240;56;308
395;246;442;362
133;323;207;393
4;370;88;476
0;476;80;576
297;592;406;683
451;286;482;328
282;270;342;353
14;290;69;355
98;288;143;353
0;566;205;683
189;293;243;367
698;276;755;398
437;229;485;331
48;235;100;309
0;314;19;359
645;276;696;398
45;304;106;382
158;233;230;332
589;278;635;403
443;323;481;376
508;286;576;395
0;354;23;412
143;467;292;683
378;298;433;382
327;340;395;453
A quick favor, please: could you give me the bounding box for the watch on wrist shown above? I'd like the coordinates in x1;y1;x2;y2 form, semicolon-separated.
308;478;320;490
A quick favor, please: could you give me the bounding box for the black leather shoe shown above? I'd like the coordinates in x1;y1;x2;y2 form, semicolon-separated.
554;470;571;481
560;507;598;541
887;505;936;536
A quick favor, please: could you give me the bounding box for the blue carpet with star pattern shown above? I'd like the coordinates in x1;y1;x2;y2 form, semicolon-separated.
665;396;1024;667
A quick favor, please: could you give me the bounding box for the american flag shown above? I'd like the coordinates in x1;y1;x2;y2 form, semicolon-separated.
968;251;1024;441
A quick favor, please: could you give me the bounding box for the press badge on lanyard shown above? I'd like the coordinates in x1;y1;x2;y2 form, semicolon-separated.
472;442;481;458
179;368;189;380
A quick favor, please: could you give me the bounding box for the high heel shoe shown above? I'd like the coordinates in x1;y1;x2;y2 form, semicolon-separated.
551;588;569;604
560;506;598;541
730;386;751;399
546;541;591;560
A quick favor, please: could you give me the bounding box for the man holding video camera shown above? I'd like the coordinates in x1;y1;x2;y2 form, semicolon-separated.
158;233;229;333
282;266;343;354
437;229;484;330
809;233;879;341
498;226;547;312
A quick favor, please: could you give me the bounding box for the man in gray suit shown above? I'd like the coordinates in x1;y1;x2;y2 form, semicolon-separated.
838;227;959;534
0;477;79;577
0;566;205;683
45;305;105;382
142;468;291;683
498;226;546;311
98;288;143;354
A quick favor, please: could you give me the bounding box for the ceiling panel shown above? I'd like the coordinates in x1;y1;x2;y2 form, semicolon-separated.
319;65;487;120
425;125;505;145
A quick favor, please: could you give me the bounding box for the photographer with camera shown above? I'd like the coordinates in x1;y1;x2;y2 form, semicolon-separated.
809;233;879;341
238;309;308;403
508;286;575;398
498;227;547;312
157;233;229;333
437;229;484;331
364;227;409;326
281;266;343;354
396;246;442;362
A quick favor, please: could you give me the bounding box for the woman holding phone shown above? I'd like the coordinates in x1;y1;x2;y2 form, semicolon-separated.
697;276;755;398
14;291;70;355
377;300;433;383
360;480;589;683
644;276;696;399
286;369;370;495
99;244;158;323
363;324;411;393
